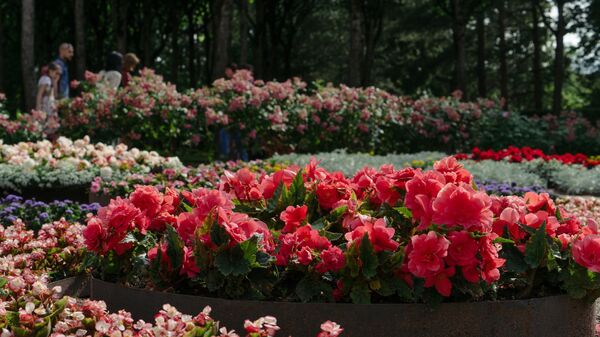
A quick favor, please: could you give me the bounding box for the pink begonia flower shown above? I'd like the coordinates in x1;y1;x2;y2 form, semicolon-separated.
407;231;449;278
572;234;600;272
431;183;493;232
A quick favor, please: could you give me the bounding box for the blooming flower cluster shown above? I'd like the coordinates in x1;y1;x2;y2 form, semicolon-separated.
0;218;87;278
0;136;181;170
0;194;99;231
40;69;589;156
476;180;548;196
0;136;181;192
0;94;56;143
83;156;600;303
456;146;600;167
0;273;342;337
90;159;283;200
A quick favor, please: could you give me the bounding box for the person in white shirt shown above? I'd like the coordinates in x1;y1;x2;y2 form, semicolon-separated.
97;51;123;90
36;62;61;114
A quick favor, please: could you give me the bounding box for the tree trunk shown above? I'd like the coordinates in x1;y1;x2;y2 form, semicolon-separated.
531;0;543;113
187;10;197;87
112;0;128;53
141;3;152;66
348;0;363;87
267;0;280;79
21;0;35;111
361;1;383;87
0;11;4;91
239;0;249;65
171;26;180;84
253;0;267;79
451;0;467;97
211;0;233;81
74;0;86;80
476;11;487;98
552;0;565;114
498;0;509;108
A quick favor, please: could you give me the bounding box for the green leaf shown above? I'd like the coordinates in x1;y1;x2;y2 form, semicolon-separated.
350;282;371;304
0;277;7;288
320;230;343;241
266;182;285;214
394;207;413;219
359;234;379;279
5;311;19;325
330;205;348;219
493;237;515;244
289;169;306;205
500;243;529;273
214;245;251;276
296;276;318;302
166;225;185;271
239;237;258;266
524;223;547;268
122;232;138;244
206;269;225;291
210;222;229;247
311;217;326;231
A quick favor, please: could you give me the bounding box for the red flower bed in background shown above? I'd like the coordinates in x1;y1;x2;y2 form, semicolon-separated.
456;146;600;167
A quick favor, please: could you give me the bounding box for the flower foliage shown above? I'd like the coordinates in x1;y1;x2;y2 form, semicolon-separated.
84;156;600;303
457;146;600;167
52;70;600;155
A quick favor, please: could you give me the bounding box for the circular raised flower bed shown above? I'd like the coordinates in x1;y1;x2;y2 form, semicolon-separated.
54;276;595;337
1;185;89;203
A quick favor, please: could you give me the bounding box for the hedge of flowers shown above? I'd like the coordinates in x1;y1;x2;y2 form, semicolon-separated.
456;146;600;167
475;180;548;196
50;70;600;156
81;157;600;305
91;160;283;200
556;196;600;224
0;195;99;231
0;136;181;192
0;93;54;143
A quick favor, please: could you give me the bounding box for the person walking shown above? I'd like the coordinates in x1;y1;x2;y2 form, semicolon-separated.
97;51;123;90
35;62;62;136
121;53;140;87
54;43;74;99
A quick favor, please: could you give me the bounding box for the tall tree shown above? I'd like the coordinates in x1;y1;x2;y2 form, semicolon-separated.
539;0;566;114
21;0;35;111
112;0;129;53
253;0;268;79
238;0;249;65
141;3;151;65
187;7;198;87
348;0;364;87
531;0;543;113
451;0;468;96
0;5;4;91
437;0;481;97
74;0;86;80
211;0;233;80
476;11;487;97
361;0;384;86
497;0;509;107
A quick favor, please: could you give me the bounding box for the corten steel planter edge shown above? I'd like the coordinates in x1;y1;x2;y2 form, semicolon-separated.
88;192;111;206
84;277;596;337
47;275;91;298
1;185;90;203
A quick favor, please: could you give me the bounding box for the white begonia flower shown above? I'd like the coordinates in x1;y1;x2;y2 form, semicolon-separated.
22;158;36;171
100;167;113;179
